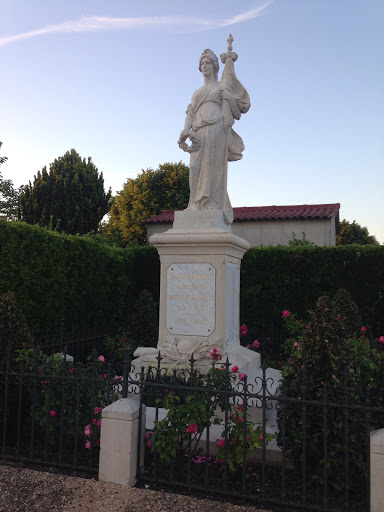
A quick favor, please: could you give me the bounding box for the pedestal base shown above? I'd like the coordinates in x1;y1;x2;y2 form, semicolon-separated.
133;210;255;375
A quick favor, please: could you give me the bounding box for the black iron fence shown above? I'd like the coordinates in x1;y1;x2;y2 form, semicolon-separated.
133;354;384;512
32;323;116;363
0;346;124;474
1;343;384;511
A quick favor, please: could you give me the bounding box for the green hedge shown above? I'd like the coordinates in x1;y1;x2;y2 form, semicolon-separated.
240;245;384;331
1;220;383;335
0;220;159;332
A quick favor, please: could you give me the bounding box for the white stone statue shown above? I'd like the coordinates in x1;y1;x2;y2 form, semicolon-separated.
178;35;251;224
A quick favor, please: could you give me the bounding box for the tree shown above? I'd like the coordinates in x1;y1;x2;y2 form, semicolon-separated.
103;162;189;245
0;141;22;220
336;219;379;246
18;149;112;235
0;174;22;220
0;141;7;167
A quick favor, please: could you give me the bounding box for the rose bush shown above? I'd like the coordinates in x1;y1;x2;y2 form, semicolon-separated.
16;347;119;447
151;347;275;470
216;405;274;471
83;406;103;449
278;289;384;492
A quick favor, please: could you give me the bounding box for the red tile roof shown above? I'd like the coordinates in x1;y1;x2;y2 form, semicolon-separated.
141;204;340;224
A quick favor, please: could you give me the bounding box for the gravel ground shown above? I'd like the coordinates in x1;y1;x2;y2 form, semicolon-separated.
0;462;273;512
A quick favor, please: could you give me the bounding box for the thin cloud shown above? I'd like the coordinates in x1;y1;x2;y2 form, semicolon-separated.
0;2;272;47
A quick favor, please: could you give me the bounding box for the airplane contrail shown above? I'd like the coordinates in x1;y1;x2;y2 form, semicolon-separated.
0;2;272;47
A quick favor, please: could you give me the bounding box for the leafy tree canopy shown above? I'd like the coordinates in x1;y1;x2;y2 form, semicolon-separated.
0;141;22;220
288;232;314;247
336;219;379;246
18;149;112;235
0;141;7;167
102;162;189;245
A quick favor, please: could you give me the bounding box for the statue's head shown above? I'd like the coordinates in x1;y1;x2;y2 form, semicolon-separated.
199;49;219;80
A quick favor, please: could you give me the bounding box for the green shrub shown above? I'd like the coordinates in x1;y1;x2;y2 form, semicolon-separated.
129;290;159;351
0;291;33;357
240;245;384;359
0;220;138;331
277;290;384;492
16;346;119;449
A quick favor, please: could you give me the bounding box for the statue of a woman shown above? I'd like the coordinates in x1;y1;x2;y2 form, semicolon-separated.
178;37;250;224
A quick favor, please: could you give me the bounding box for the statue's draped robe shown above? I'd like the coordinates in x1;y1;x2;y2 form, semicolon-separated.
186;63;250;224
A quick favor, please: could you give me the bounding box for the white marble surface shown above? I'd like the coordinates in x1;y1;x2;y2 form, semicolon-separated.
177;37;250;225
166;262;216;336
226;262;240;346
172;210;231;233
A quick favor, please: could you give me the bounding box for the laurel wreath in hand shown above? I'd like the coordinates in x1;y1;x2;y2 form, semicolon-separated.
177;130;201;153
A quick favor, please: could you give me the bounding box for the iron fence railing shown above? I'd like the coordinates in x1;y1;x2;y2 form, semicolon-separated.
1;343;384;512
132;353;384;512
0;348;124;474
31;323;116;363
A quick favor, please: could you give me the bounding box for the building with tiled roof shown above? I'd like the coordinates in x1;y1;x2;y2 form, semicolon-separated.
142;203;340;247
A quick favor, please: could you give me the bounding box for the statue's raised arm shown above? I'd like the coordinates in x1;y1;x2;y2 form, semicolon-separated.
178;35;250;225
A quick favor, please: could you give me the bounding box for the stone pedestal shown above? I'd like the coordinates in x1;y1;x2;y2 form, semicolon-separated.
99;398;146;487
133;210;260;374
371;429;384;511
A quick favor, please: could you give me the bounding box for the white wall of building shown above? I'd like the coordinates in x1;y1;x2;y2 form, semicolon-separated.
146;217;336;247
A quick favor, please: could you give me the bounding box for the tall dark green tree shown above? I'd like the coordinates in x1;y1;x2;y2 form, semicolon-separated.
102;161;189;245
19;149;112;235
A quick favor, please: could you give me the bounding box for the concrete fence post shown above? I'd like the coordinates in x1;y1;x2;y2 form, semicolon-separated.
99;398;146;487
370;428;384;511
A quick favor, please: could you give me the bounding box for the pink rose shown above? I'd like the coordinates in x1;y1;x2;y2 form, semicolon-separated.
361;326;367;333
252;340;260;349
236;416;244;423
98;355;105;363
69;368;74;374
239;373;247;381
217;438;227;448
246;344;251;349
85;440;91;449
94;407;103;414
378;336;384;343
282;310;290;318
94;439;100;447
209;347;222;362
93;419;97;424
240;324;248;337
50;410;56;417
146;441;152;449
186;422;198;434
97;419;102;428
259;434;264;442
232;365;239;373
84;424;92;437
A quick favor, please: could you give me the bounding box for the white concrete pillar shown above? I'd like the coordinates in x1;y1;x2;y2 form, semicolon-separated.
370;428;384;511
99;398;146;487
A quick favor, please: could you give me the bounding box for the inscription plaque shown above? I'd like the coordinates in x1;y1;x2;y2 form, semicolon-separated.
226;263;240;345
166;263;216;336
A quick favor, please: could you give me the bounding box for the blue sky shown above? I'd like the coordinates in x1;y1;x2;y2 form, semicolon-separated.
1;0;383;242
